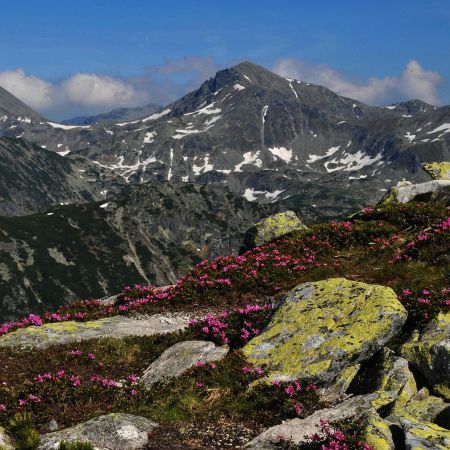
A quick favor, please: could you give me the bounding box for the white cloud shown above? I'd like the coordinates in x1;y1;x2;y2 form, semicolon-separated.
0;68;55;109
0;57;221;118
0;69;147;117
61;73;146;108
272;58;443;105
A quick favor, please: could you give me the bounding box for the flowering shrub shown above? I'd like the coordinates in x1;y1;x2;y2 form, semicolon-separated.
2;207;440;338
398;287;450;325
188;304;274;348
399;216;450;262
274;418;374;449
242;378;319;426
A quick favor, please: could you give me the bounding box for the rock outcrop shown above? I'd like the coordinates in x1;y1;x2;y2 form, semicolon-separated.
38;413;158;450
0;426;14;449
142;340;228;388
0;314;191;349
401;312;450;400
381;180;450;204
243;278;407;384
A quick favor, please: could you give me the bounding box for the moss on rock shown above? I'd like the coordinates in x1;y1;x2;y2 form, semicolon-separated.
243;278;407;384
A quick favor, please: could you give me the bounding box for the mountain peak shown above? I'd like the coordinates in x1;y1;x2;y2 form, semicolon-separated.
0;86;42;120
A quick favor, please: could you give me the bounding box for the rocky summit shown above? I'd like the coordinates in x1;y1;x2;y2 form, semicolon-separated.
1;62;449;222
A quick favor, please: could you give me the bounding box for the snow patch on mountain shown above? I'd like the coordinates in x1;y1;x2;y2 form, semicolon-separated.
192;156;214;175
243;188;285;202
324;151;383;173
427;123;450;135
143;131;156;144
47;122;90;130
235;151;262;172
307;146;341;163
268;146;292;163
185;102;221;116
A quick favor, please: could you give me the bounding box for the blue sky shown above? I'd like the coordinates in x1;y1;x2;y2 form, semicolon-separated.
1;0;449;119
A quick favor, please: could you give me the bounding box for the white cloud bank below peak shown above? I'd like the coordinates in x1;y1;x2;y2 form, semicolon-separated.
272;59;443;105
0;69;149;115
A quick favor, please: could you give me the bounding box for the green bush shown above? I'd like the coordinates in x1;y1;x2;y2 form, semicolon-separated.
7;412;40;450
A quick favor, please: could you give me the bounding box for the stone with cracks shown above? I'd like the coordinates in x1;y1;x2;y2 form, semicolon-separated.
38;413;158;450
142;340;228;388
243;278;407;385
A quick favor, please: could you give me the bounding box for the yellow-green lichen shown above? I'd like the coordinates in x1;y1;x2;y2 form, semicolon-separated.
434;384;450;402
371;349;417;410
251;211;306;247
422;162;450;180
400;312;450;388
364;412;394;450
243;278;407;384
394;391;446;423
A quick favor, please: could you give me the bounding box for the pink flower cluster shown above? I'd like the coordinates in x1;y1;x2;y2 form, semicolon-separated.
310;419;374;450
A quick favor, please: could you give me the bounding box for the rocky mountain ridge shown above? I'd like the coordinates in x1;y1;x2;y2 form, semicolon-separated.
1;62;449;218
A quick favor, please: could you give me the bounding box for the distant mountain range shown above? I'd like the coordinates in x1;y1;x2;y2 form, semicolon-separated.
0;61;448;220
0;181;273;320
61;103;162;125
1;61;449;319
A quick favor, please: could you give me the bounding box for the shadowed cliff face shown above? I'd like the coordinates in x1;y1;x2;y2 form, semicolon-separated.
0;181;275;321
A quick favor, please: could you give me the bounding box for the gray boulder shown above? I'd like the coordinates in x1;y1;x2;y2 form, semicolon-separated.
38;413;157;450
142;340;228;388
243;278;407;385
382;180;450;204
244;394;378;449
240;210;306;252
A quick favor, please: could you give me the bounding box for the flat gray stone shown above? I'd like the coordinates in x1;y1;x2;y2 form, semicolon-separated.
38;413;157;450
0;314;191;349
142;340;229;388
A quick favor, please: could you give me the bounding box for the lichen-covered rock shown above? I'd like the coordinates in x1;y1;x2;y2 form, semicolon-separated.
392;388;448;423
243;278;407;384
364;411;395;450
401;312;450;391
381;180;450;204
0;426;14;450
320;364;361;403
244;394;377;449
371;349;417;409
240;211;306;251
38;413;158;450
0;314;191;349
422;162;450;180
142;340;228;388
396;415;450;450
